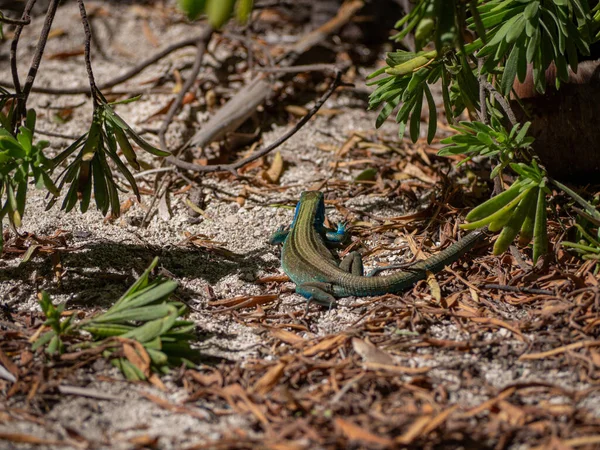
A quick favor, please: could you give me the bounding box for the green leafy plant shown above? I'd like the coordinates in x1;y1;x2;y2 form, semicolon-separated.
562;221;600;267
0;109;57;252
371;0;597;140
553;179;600;268
439;120;534;178
461;162;550;263
32;258;199;380
369;0;600;260
48;93;169;218
32;291;74;354
1;1;175;257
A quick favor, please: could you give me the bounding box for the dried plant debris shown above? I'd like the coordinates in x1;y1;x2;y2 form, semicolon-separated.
1;1;600;449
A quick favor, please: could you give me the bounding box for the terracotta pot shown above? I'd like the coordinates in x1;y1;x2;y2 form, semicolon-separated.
512;60;600;183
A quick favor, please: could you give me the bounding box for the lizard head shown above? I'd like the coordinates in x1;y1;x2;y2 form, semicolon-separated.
300;191;324;203
291;191;325;229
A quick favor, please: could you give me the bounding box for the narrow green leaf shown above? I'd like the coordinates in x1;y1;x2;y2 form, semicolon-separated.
31;330;55;351
461;188;530;230
423;85;437;144
125;128;170;157
121;305;178;343
93;304;174;324
532;187;548;264
493;187;537;255
409;89;423;143
519;194;537;246
551;179;600;220
112;257;160;310
109;279;177;313
206;0;235;28
465;180;526;222
91;157;108;215
501;42;521;96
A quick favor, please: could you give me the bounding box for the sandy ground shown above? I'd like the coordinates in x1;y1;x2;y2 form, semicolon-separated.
1;2;599;449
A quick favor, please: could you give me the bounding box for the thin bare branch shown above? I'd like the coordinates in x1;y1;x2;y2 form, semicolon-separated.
0;35;207;95
77;0;99;106
0;15;31;26
10;0;37;96
167;70;348;175
481;79;518;126
158;26;213;151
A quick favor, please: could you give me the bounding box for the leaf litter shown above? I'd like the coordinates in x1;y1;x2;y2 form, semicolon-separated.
1;1;600;449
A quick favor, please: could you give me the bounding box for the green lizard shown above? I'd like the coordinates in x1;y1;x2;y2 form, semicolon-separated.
270;191;485;307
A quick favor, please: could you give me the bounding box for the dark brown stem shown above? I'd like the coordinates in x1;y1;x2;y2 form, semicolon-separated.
10;0;37;97
257;63;346;74
166;70;347;175
0;36;207;95
16;0;61;128
477;58;488;125
482;284;553;296
158;26;213;151
480;79;517;126
77;0;99;107
0;15;31;26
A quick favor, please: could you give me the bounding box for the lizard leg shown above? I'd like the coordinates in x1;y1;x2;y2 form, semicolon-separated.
324;222;349;244
296;283;337;309
269;226;289;245
339;251;364;275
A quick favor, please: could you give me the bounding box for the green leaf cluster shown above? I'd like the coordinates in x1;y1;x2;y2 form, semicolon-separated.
462;162;550;263
476;0;593;95
0;109;56;253
177;0;253;27
32;291;74;355
391;0;461;52
48;98;170;218
439;120;534;177
370;1;597;143
368;50;442;143
32;258;199;380
553;179;600;267
370;1;599;258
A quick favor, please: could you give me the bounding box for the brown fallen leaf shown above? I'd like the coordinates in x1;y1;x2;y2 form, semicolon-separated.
426;270;441;303
284;105;308;116
458;387;516;418
252;360;288;396
351;337;394;365
0;348;18;378
261;151;284;184
530;435;600;450
48;28;67;39
396;405;459;445
395;416;431;445
334;417;393;447
0;433;71;446
364;362;430;375
47;47;85;60
269;328;305;345
519;340;600;360
337;133;363;157
128;434;160;449
254;274;290;284
139;392;210;420
394;162;436;184
122;341;151;379
142;20;159;47
141;99;175;123
303;334;347;357
209;295;278;312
